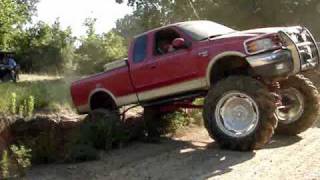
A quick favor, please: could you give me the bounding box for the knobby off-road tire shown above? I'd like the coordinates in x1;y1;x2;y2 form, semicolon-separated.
203;76;278;151
276;74;320;135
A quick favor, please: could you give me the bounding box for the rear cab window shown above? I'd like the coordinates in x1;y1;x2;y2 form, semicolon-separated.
133;35;148;63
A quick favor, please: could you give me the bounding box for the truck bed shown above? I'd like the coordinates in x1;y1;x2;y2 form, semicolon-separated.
71;58;137;113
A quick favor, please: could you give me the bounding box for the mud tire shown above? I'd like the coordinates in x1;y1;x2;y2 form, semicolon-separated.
276;75;320;135
203;76;278;151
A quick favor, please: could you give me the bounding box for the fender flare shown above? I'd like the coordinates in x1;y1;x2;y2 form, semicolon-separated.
88;88;118;110
206;51;246;86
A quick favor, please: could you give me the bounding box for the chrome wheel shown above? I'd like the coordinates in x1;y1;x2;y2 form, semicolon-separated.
276;88;305;124
215;91;260;138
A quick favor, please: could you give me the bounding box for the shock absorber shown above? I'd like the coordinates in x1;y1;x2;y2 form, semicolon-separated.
256;77;282;106
271;81;281;90
269;81;282;107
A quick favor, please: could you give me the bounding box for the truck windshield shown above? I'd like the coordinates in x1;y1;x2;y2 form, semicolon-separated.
178;21;236;41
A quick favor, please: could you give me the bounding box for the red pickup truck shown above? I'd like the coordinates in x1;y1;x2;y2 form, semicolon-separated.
71;20;320;151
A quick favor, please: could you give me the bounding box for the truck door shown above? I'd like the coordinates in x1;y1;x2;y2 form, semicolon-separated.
129;34;155;93
129;28;202;102
142;28;199;97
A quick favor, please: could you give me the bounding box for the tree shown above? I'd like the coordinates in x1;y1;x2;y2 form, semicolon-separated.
116;0;320;40
0;0;38;49
75;18;127;74
13;19;76;73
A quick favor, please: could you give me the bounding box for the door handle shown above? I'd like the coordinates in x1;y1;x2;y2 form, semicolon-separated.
147;63;157;69
198;50;209;57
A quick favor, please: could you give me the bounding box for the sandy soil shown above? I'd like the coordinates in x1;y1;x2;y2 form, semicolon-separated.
26;125;320;180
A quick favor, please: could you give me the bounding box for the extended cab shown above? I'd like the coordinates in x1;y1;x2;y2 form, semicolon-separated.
71;20;320;151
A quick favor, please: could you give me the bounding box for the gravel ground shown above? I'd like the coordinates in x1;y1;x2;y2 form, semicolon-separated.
26;125;320;180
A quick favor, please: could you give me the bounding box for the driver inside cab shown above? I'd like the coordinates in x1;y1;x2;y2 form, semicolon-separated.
157;40;176;55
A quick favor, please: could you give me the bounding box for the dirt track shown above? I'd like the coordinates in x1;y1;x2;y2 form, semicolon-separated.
26;125;320;180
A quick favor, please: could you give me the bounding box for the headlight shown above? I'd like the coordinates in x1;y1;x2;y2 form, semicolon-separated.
245;34;283;54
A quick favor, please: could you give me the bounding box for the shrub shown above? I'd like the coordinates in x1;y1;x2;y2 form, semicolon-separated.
0;145;32;179
10;118;62;164
158;99;204;134
9;93;17;115
13;95;35;118
162;111;191;133
1;150;10;179
65;111;129;163
10;145;32;172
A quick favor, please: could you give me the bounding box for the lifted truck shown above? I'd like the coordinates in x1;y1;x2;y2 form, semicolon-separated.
71;20;320;151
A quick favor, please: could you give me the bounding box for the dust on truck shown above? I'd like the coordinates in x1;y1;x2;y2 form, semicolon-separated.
71;20;320;151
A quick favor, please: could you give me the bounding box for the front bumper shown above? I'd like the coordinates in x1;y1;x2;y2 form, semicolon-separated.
246;27;320;78
247;50;293;78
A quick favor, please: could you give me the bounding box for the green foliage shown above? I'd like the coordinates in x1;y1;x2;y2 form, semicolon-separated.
1;150;10;179
13;20;76;74
18;105;25;117
162;111;191;133
0;1;126;75
2;0;320;76
116;0;320;40
10;117;63;164
65;111;129;163
151;106;204;135
75;18;127;74
0;145;32;179
27;96;35;117
10;93;17;114
11;94;35;117
0;0;38;50
0;79;72;115
10;145;32;170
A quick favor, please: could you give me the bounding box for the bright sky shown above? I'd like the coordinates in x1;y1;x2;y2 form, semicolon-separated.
33;0;133;37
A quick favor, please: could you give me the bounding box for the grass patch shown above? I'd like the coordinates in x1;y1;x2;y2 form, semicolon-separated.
0;77;73;114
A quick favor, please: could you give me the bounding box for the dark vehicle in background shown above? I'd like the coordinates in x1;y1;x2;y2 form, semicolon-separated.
0;51;20;82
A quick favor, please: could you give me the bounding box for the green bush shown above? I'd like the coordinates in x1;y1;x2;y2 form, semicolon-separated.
10;118;63;164
10;145;32;171
11;94;35;117
65;111;129;163
0;145;32;179
162;111;191;133
1;150;10;179
159;100;204;134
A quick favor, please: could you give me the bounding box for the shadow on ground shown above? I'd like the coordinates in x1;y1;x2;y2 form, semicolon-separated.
25;129;308;180
26;135;256;180
266;135;302;149
27;131;309;180
2;113;315;179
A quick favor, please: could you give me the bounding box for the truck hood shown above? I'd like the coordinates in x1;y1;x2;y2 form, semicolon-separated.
212;26;300;40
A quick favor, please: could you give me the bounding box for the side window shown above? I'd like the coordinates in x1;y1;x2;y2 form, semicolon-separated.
154;28;181;56
133;35;148;63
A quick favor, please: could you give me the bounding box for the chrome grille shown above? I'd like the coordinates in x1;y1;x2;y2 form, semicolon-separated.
285;27;319;71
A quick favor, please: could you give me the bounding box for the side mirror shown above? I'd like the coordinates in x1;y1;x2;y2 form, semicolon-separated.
172;38;187;49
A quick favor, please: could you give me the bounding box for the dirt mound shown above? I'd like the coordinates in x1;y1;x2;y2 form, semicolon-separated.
0;113;145;165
